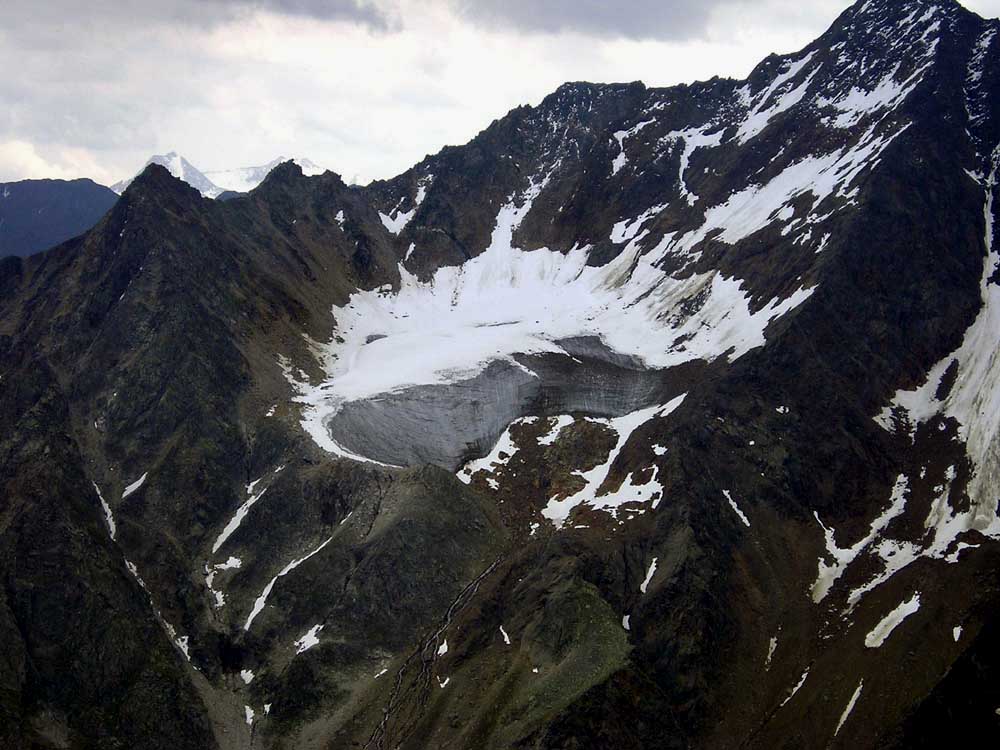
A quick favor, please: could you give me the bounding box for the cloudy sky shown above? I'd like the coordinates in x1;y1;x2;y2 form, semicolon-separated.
1;0;998;186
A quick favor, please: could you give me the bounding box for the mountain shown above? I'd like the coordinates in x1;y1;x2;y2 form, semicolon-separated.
112;154;326;198
2;1;1000;748
0;178;118;258
111;151;224;198
205;157;325;194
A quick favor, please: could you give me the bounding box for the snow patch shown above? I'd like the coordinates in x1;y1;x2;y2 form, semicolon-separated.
122;472;148;499
835;681;864;737
205;556;242;609
864;594;920;648
640;558;658;594
811;475;909;603
611;119;655;176
244;536;334;630
780;669;809;707
542;396;686;526
660;127;724;205
458;417;533;485
94;482;116;540
212;488;268;555
723;490;751;527
295;624;324;654
875;149;1000;537
538;415;575;447
379;174;433;234
736;52;819;144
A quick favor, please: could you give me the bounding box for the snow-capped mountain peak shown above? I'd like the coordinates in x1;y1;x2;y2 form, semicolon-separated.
205;157;325;194
112;153;325;198
112;151;223;198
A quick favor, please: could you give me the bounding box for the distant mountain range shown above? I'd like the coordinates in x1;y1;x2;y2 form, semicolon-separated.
111;152;325;198
0;154;325;258
0;178;119;258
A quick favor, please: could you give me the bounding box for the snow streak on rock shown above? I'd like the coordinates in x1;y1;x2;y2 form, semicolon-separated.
94;481;116;540
379;174;433;234
122;472;147;499
295;624;324;654
864;593;921;648
811;475;909;603
457;417;533;486
244;535;334;631
735;51;820;144
834;680;864;737
212;487;268;555
542;396;686;527
640;558;658;594
723;490;751;527
780;669;810;707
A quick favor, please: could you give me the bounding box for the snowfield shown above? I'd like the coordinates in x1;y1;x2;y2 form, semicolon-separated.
286;173;815;465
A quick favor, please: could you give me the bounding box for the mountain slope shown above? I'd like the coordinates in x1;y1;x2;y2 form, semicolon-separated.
0;178;118;258
2;1;999;748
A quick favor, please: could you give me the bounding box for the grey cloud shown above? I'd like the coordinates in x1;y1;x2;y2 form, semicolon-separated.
451;0;736;41
0;0;395;35
208;0;397;31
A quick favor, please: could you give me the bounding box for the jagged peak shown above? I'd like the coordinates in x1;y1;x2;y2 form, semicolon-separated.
849;0;963;20
252;159;346;197
837;0;966;38
120;162;201;202
261;159;304;183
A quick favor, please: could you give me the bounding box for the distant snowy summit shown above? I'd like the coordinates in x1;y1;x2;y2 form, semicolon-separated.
206;157;325;194
111;152;221;197
111;152;324;198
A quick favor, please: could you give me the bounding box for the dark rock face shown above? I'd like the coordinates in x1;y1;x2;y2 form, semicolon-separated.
0;178;118;258
2;1;1000;748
